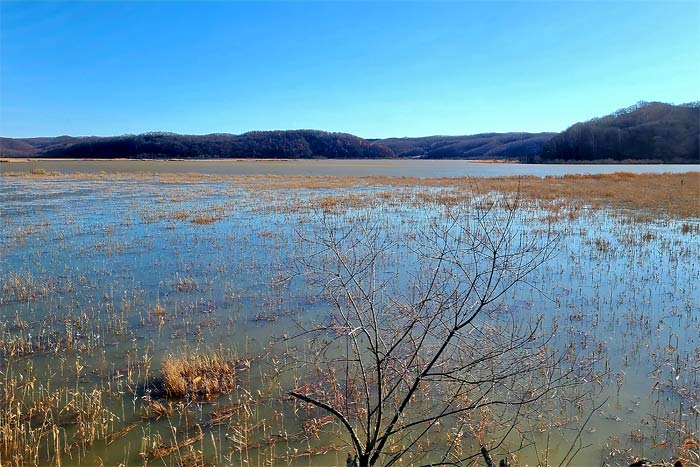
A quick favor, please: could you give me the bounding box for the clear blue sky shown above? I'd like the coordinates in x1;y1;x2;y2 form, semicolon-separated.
1;1;698;138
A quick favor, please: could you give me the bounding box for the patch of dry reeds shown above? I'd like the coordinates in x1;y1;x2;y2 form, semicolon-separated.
0;367;115;466
160;349;243;400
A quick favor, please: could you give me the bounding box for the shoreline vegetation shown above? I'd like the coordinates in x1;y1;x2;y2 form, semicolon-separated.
2;169;698;218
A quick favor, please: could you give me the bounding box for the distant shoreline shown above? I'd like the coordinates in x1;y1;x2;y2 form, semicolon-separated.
0;157;516;164
2;158;697;179
2;157;694;164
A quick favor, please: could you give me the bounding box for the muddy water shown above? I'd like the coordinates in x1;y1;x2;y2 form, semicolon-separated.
0;175;698;466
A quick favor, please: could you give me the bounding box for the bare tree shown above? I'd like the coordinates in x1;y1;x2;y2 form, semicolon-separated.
286;197;583;466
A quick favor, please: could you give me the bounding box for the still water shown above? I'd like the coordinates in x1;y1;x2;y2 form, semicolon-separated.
0;175;698;466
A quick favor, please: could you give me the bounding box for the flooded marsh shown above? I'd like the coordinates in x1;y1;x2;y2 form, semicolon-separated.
0;170;699;467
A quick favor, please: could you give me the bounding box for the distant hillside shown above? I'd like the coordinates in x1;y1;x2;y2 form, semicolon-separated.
0;137;39;157
0;131;554;160
0;131;395;160
374;133;555;159
540;102;700;163
2;102;697;162
0;130;554;159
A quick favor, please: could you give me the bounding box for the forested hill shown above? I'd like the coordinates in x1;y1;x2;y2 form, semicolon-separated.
0;130;550;160
373;133;555;159
1;102;698;162
0;131;395;159
539;102;700;163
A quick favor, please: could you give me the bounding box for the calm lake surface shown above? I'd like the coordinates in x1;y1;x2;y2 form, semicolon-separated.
1;173;698;466
2;159;698;177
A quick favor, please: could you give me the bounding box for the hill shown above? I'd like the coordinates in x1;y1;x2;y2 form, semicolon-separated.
540;102;700;163
2;102;697;162
0;131;394;160
0;131;553;160
374;133;555;159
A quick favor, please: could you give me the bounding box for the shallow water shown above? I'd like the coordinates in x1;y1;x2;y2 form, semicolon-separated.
1;159;698;177
0;175;698;466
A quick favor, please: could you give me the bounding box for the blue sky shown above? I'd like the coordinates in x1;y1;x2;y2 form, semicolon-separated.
1;1;698;138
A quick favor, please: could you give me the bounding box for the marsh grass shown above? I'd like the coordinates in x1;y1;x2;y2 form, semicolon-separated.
235;171;700;218
1;272;52;303
150;302;169;326
0;170;698;466
4;170;697;216
0;364;116;466
175;274;199;293
191;213;220;225
160;349;243;400
171;210;190;221
147;424;205;459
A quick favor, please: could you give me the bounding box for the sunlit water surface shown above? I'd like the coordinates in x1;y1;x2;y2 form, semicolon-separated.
0;176;698;466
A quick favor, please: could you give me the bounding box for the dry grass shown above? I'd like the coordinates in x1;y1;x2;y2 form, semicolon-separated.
238;172;699;218
1;272;51;303
144;399;174;419
160;349;242;400
26;168;59;176
150;302;169;326
4;170;697;217
0;369;115;466
191;213;220;225
171;209;190;221
148;425;204;460
175;275;198;293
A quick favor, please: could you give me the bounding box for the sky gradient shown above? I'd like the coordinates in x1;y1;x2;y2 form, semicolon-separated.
1;1;698;138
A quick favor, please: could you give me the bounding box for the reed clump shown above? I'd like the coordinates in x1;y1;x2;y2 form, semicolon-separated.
160;349;240;400
191;213;220;225
171;209;190;221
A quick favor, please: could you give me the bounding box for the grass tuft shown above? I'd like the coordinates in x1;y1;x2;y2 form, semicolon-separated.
160;349;242;400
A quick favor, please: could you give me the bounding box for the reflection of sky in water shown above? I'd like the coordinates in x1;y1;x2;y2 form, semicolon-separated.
0;177;698;466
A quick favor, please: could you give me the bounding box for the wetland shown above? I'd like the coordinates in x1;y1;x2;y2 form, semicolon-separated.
0;166;698;467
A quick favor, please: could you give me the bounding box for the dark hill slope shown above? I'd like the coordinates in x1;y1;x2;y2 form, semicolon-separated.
540;102;700;163
375;133;555;159
1;131;395;159
1;131;553;160
0;137;39;157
